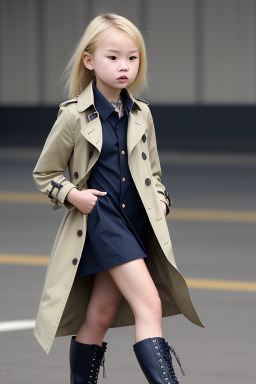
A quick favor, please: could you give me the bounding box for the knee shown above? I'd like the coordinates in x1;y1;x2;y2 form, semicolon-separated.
99;303;119;328
86;302;119;330
136;294;162;320
148;294;162;318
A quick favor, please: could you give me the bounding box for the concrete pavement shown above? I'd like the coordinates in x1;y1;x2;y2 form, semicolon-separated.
0;148;255;383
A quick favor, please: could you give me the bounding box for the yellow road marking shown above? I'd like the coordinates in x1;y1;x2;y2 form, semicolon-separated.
0;191;48;204
0;254;256;292
0;254;49;266
185;278;256;292
1;191;256;223
168;208;256;223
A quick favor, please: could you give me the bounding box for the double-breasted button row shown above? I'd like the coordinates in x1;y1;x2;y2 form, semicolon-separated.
141;137;150;185
73;230;83;265
141;135;147;165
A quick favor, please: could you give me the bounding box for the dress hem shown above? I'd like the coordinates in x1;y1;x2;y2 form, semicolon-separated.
77;253;149;277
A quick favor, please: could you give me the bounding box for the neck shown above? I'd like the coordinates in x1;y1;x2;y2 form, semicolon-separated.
94;81;121;103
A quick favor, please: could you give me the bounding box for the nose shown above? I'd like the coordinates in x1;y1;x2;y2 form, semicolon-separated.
119;60;129;71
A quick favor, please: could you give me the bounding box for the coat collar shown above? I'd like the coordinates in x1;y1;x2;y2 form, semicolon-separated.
77;79;142;113
78;79;147;163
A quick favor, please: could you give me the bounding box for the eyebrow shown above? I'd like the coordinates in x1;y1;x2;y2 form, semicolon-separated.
105;49;139;53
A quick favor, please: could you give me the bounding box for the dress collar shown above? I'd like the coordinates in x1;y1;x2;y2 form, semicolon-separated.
92;81;133;121
77;79;141;113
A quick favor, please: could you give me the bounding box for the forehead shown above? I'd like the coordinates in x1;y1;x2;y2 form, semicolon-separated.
97;27;139;51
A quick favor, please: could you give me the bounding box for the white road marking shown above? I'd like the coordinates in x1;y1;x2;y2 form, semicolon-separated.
0;320;35;332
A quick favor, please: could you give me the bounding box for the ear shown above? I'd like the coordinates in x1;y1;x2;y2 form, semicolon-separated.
83;51;94;70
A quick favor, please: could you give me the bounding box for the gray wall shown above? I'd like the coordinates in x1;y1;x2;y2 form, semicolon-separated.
1;0;256;105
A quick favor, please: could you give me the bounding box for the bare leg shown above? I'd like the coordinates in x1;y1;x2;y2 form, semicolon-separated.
76;270;123;346
108;258;163;343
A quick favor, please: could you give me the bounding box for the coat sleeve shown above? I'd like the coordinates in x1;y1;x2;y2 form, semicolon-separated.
32;106;77;211
146;107;172;216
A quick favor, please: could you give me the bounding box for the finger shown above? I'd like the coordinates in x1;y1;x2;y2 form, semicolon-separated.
92;190;108;196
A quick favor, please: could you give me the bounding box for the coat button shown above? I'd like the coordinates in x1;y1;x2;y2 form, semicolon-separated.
74;172;79;179
72;258;78;265
142;134;146;142
89;151;93;159
77;230;83;237
145;178;151;185
122;203;125;208
122;177;125;182
142;152;147;160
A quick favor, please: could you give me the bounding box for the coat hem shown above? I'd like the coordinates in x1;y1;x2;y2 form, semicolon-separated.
56;304;182;337
34;302;198;355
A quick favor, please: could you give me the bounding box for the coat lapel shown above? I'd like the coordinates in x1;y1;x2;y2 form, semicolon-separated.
78;80;146;157
77;80;103;154
80;111;146;157
127;111;146;158
81;117;103;154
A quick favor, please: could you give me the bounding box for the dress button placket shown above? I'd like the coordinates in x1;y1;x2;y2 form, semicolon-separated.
117;115;128;212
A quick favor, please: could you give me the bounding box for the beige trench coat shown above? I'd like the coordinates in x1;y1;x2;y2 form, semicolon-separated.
33;80;203;354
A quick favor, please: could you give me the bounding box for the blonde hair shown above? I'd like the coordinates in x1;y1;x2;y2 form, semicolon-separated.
64;13;147;98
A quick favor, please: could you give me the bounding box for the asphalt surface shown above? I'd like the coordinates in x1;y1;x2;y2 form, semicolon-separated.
0;147;255;384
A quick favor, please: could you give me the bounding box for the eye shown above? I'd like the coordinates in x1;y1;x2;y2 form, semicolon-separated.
129;56;137;61
108;56;116;61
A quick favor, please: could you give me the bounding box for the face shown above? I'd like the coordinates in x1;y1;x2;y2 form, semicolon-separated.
83;27;140;100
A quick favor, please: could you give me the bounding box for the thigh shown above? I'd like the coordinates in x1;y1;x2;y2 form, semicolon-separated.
87;270;123;313
107;258;161;316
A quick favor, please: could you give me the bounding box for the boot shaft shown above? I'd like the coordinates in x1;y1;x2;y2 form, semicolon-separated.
70;336;107;384
133;337;185;384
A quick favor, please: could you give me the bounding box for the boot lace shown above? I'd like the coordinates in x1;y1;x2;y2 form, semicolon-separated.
99;344;107;379
90;344;107;384
159;342;185;383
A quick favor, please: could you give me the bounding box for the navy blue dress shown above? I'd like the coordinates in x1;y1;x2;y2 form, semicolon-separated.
76;82;151;276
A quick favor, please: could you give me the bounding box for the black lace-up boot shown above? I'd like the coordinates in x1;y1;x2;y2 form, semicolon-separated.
70;336;107;384
133;337;185;384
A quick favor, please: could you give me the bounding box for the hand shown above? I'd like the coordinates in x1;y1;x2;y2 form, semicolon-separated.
66;188;107;215
160;200;167;216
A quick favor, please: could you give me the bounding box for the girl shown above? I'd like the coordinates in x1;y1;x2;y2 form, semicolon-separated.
33;13;203;384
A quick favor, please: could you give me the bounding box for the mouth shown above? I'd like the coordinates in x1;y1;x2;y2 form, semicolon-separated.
117;76;128;80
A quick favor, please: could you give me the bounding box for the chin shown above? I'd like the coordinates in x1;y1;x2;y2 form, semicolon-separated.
115;84;127;89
